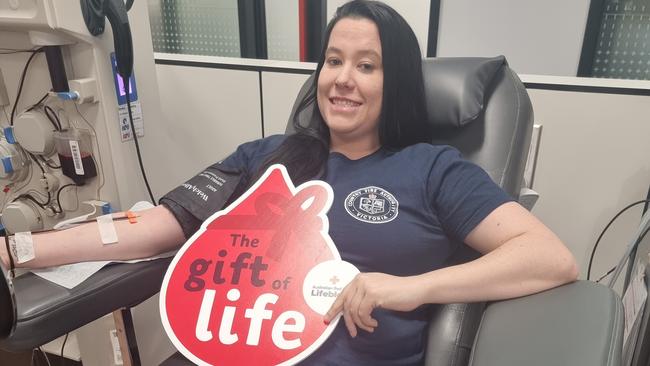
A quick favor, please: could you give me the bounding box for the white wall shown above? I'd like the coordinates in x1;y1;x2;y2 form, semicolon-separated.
262;71;311;136
327;0;431;57
527;87;650;282
154;64;263;179
437;0;591;76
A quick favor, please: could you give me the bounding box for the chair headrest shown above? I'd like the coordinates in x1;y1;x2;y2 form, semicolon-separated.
423;55;506;128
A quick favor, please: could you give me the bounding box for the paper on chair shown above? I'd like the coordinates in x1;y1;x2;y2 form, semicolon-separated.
30;251;177;289
31;261;110;289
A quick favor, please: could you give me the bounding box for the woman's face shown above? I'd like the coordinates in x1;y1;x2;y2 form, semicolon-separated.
317;17;384;146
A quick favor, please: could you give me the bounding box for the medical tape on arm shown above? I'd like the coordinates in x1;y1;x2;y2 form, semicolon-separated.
95;211;140;245
97;214;119;245
10;232;36;264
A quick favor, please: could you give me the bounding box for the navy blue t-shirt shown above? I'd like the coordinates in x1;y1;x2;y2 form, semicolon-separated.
161;135;512;365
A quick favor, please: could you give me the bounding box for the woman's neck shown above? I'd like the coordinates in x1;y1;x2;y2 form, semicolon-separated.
330;135;381;160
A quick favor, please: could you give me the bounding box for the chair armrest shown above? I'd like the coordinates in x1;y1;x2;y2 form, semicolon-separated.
468;280;623;366
0;258;171;352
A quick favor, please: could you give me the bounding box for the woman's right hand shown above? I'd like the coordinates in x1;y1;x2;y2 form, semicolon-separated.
324;272;426;337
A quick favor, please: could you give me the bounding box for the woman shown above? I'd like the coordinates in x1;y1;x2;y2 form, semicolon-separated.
2;1;577;364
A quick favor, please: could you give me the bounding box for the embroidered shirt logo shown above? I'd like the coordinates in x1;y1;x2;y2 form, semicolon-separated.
345;186;398;224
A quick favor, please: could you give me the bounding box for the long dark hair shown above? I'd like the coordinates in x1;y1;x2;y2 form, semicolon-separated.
255;0;430;185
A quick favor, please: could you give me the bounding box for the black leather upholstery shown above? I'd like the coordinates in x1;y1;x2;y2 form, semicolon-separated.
422;56;533;366
425;302;486;366
469;281;623;366
423;56;505;129
0;257;171;351
425;56;533;197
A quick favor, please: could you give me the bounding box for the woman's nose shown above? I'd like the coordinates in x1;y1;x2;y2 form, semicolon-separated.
334;66;353;89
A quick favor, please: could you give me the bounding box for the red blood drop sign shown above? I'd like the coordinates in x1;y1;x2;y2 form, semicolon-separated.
160;165;358;365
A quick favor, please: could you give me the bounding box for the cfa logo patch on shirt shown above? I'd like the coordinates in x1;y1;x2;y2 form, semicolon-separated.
344;186;399;224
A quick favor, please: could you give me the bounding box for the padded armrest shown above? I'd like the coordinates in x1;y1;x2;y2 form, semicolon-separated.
468;281;623;366
0;258;171;352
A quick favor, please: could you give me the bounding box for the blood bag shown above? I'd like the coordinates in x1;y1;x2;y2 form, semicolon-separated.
53;129;97;185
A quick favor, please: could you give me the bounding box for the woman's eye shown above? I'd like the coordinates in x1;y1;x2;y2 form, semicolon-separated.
326;58;341;66
359;63;374;72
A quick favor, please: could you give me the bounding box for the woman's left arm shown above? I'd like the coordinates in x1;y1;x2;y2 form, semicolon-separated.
324;201;578;337
419;201;578;303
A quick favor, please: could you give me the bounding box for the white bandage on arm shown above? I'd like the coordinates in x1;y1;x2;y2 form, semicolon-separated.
11;232;36;263
97;214;119;245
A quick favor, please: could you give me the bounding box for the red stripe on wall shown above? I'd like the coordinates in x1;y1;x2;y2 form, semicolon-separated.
299;0;307;61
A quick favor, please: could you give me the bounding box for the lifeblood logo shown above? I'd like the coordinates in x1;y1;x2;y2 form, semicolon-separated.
160;165;357;365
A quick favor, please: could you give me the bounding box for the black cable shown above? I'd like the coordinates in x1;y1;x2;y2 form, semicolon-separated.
39;155;61;169
42;105;62;130
0;47;40;53
55;183;77;213
26;93;50;113
14;192;51;209
37;347;52;366
40;156;61;169
124;77;156;204
0;50;36;55
596;265;617;283
587;199;650;280
643;186;650;213
636;223;650;257
624;216;650;287
11;157;51;206
60;333;68;366
595;225;650;283
10;48;44;126
27;152;46;175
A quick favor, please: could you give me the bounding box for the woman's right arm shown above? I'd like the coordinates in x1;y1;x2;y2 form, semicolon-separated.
0;136;278;269
0;205;186;269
